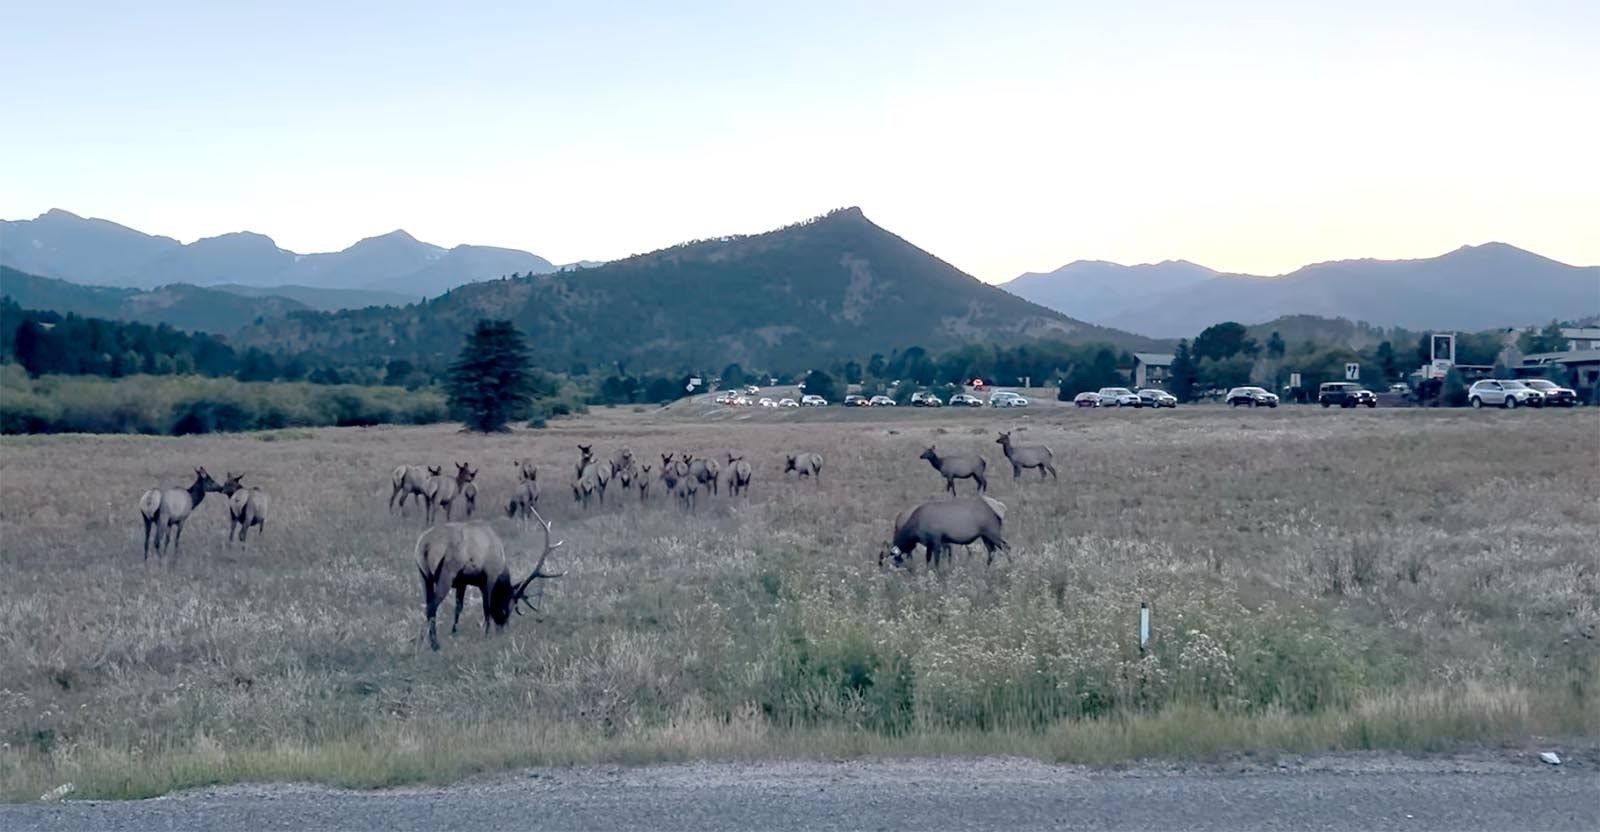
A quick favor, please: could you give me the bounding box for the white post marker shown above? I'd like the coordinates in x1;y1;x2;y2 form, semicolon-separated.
1139;601;1150;652
1345;363;1360;381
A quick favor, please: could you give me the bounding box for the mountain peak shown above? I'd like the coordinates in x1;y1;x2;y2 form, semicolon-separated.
40;208;84;221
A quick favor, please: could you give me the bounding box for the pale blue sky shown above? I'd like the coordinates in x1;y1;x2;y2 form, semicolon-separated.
2;0;1596;280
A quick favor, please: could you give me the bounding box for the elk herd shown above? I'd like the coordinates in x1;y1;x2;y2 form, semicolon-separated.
134;427;1056;650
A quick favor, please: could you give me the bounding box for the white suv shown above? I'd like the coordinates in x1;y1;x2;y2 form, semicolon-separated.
800;394;828;407
988;391;1030;408
1468;379;1543;409
1096;387;1143;407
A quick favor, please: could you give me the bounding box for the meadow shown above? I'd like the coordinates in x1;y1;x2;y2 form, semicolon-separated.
0;404;1595;800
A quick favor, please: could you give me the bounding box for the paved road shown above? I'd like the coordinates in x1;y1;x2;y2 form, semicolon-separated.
5;755;1596;831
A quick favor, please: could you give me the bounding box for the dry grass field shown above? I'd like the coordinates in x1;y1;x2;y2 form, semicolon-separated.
1;404;1596;800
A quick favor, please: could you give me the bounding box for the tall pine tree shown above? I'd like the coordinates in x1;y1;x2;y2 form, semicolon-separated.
446;320;535;432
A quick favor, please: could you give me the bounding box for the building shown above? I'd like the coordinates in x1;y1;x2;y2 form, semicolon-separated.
1559;327;1600;351
1132;353;1174;388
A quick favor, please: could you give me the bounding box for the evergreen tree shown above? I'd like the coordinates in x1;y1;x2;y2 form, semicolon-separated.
1169;340;1199;402
446;319;535;432
1266;331;1286;359
801;369;840;402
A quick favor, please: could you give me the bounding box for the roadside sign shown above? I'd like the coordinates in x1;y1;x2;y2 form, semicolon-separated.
1289;372;1302;388
1345;363;1360;381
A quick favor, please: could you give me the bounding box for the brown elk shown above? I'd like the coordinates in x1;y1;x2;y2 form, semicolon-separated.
725;453;753;497
506;479;540;525
139;467;224;559
577;445;612;504
637;463;653;500
220;472;270;545
996;431;1057;481
514;458;538;483
783;452;824;480
414;513;564;651
390;464;441;515
683;453;720;496
882;496;1008;569
425;463;476;524
919;445;988;495
572;464;602;510
659;454;697;510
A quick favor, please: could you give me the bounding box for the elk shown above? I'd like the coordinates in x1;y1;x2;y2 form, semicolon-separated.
576;445;612;504
996;431;1058;481
461;478;479;518
572;463;602;509
220;472;271;544
514;458;538;483
390;464;441;515
659;454;697;510
637;463;653;500
506;479;540;525
139;467;223;559
783;452;824;480
617;465;635;490
725;453;753;497
425;463;476;524
683;453;720;496
919;445;988;495
414;513;564;651
882;496;1009;569
611;447;635;476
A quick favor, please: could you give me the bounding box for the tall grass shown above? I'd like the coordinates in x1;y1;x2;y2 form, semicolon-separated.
0;406;1595;800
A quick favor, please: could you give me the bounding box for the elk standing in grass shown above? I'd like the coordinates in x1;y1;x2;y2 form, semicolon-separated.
725;453;753;497
390;464;441;516
414;513;564;651
572;463;603;510
576;445;613;505
220;472;271;545
660;453;697;510
684;453;720;496
919;445;988;495
996;431;1057;481
425;463;475;524
506;479;540;525
882;496;1009;569
514;458;538;484
784;452;824;481
139;468;224;559
637;463;653;500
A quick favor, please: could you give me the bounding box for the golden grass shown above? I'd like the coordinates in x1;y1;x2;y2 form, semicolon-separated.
0;405;1596;800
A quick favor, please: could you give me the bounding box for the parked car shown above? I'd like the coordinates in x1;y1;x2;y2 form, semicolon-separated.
800;394;828;407
1073;391;1102;407
758;397;777;408
844;394;869;407
732;395;752;406
745;385;761;395
869;395;896;407
1226;386;1280;407
1137;388;1178;408
988;391;1030;408
1318;382;1377;408
1467;379;1543;409
948;393;983;407
1523;379;1577;407
714;393;733;405
910;391;943;407
778;397;800;408
1096;387;1143;408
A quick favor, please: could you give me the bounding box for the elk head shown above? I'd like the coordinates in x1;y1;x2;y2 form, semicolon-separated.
454;462;477;483
494;507;565;625
426;464;443;476
221;471;247;496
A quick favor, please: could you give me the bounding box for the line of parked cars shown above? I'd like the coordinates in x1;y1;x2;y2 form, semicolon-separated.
1073;387;1179;408
1467;378;1578;408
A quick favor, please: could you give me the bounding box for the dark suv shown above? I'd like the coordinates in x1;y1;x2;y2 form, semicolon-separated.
1318;382;1377;408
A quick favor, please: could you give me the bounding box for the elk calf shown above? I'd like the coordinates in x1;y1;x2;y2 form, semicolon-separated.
784;452;824;480
390;464;441;515
414;514;563;651
506;480;540;525
996;431;1057;481
684;453;720;496
139;467;223;559
637;463;653;500
426;463;476;524
725;453;753;497
919;445;988;495
572;464;602;509
220;472;271;544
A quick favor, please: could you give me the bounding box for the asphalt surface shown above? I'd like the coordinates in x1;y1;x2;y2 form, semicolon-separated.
5;755;1596;832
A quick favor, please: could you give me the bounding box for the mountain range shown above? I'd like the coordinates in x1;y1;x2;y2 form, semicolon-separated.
0;209;557;298
1004;244;1600;337
231;208;1154;372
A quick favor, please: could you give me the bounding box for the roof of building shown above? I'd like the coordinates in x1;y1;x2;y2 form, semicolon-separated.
1133;352;1175;366
1559;327;1600;340
1521;350;1600;365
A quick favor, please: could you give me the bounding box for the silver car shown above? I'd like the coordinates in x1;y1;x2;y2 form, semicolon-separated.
1467;379;1543;409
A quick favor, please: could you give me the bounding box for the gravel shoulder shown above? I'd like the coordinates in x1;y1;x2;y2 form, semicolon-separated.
6;751;1596;832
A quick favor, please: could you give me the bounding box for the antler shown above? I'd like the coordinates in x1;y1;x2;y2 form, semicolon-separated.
513;507;567;615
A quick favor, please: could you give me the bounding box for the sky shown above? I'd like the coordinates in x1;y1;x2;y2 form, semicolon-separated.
2;0;1596;281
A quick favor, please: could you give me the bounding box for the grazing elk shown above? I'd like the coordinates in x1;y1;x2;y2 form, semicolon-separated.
919;445;988;495
725;453;753;497
220;472;271;545
139;467;224;559
414;513;564;651
684;453;720;496
783;452;824;480
506;479;540;525
996;431;1057;481
881;496;1009;569
390;464;441;515
425;463;476;524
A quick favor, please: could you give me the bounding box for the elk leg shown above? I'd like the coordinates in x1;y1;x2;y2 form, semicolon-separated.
451;583;466;634
424;590;443;652
1046;463;1058;481
172;521;184;556
1013;464;1022;480
143;519;154;560
976;473;988;493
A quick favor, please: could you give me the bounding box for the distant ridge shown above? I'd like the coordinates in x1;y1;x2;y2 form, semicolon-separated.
1004;243;1600;336
0;210;558;298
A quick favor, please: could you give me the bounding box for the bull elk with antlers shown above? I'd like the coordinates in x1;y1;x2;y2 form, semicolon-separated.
414;511;565;651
